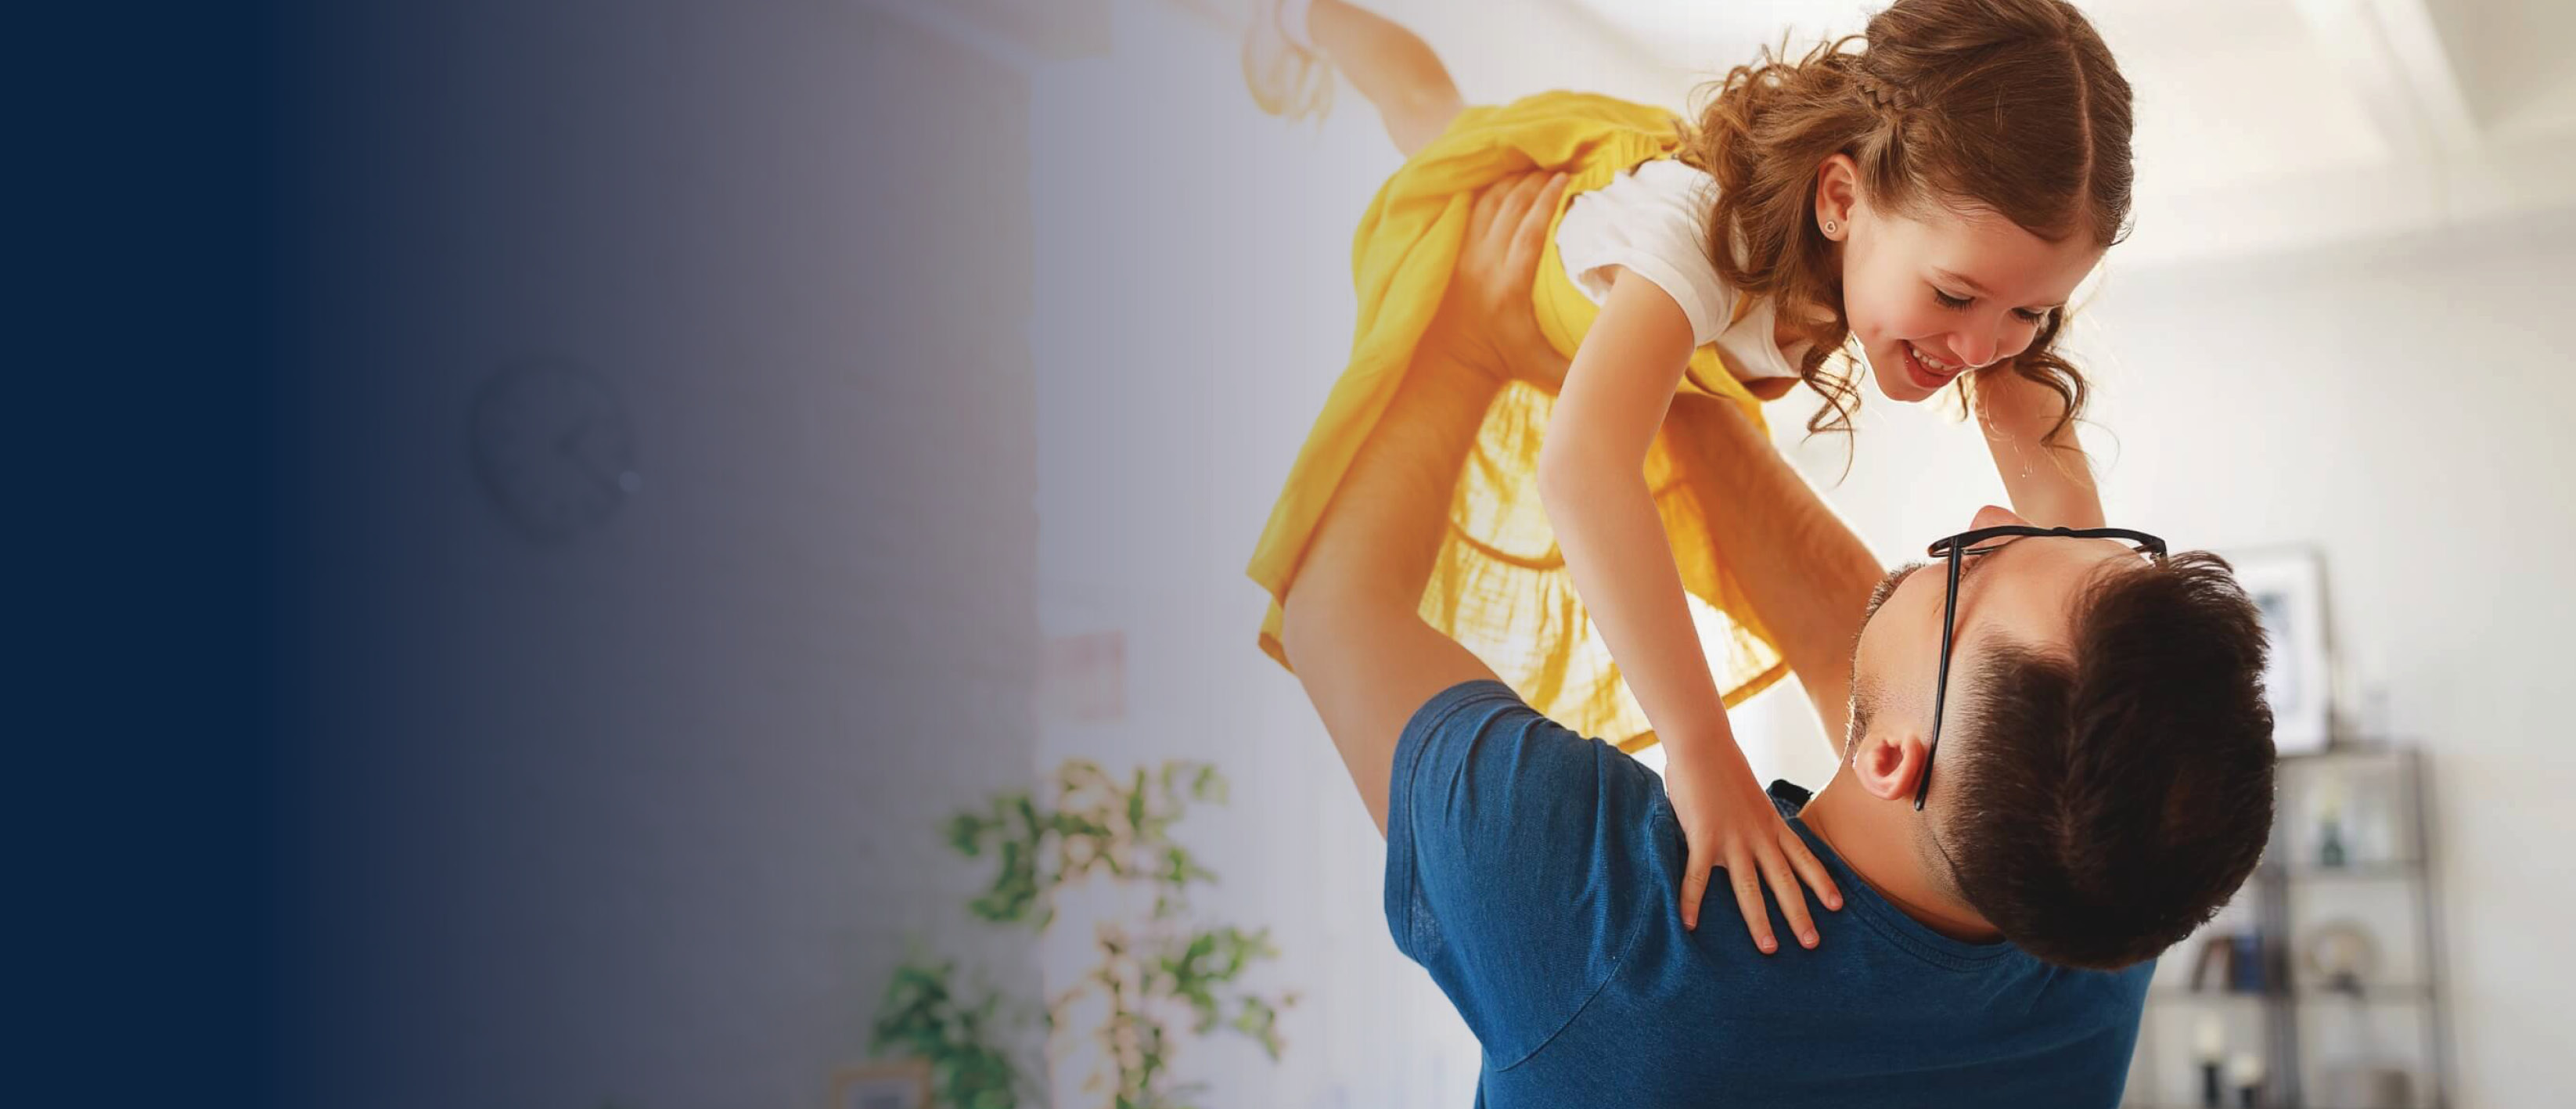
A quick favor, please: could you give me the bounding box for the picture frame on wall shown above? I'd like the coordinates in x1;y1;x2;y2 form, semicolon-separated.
2229;548;2331;754
829;1060;932;1109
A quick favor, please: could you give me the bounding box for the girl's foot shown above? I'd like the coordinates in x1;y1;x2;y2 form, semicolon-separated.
1242;0;1334;121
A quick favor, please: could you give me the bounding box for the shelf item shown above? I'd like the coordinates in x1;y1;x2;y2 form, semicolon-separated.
2280;862;2424;881
2132;748;2448;1108
2300;920;2376;995
2316;1063;2413;1109
2148;984;2434;1003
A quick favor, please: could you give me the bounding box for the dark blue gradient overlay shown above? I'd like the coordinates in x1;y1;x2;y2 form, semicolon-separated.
31;2;1060;1104
22;3;288;1106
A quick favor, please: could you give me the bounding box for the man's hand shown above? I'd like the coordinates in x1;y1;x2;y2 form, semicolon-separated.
1427;171;1573;390
1666;744;1843;951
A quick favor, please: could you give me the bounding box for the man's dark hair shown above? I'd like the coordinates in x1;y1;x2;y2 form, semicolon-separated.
1939;551;2277;970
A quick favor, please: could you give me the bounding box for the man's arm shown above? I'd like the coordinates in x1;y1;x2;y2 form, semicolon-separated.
1664;393;1885;757
1276;355;1502;836
1276;175;1563;835
1281;179;1696;1051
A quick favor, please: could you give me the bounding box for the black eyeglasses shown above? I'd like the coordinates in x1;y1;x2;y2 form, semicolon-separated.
1914;524;2168;811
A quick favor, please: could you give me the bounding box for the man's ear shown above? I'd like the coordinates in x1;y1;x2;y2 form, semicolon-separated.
1851;724;1930;803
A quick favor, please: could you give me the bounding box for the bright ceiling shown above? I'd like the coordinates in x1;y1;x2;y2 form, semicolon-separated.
1556;0;2576;264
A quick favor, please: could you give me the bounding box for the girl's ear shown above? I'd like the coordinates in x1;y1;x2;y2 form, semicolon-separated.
1814;153;1858;241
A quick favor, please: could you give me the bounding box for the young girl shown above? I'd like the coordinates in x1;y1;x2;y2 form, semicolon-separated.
1245;0;2132;948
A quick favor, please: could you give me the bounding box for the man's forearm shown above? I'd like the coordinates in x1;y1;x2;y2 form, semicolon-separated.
1664;394;1883;753
1277;352;1506;836
1289;355;1500;609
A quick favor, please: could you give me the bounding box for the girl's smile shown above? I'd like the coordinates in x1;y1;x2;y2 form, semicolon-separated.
1899;340;1966;391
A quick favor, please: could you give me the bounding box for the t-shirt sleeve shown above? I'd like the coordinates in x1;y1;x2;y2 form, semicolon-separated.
1553;160;1732;346
1382;679;1673;1068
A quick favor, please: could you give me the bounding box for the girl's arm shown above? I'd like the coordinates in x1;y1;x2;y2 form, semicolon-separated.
1536;269;1837;953
1974;369;2105;529
1537;273;1721;751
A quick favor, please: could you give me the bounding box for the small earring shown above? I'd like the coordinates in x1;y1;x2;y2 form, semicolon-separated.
1823;219;1839;234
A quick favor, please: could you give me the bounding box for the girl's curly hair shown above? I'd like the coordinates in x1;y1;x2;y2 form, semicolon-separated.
1676;0;2133;445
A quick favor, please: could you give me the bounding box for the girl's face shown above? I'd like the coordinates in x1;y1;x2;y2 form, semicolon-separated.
1819;157;2106;404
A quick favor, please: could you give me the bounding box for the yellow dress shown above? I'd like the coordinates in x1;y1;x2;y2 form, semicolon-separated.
1247;90;1799;751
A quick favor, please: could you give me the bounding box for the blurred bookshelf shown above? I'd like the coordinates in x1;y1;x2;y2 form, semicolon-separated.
2124;748;2450;1109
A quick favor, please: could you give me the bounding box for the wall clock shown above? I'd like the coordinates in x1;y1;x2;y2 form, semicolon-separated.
470;358;638;542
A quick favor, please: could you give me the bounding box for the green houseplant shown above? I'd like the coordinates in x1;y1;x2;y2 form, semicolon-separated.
874;759;1293;1109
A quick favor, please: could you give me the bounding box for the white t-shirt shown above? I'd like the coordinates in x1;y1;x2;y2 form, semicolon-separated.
1552;159;1802;382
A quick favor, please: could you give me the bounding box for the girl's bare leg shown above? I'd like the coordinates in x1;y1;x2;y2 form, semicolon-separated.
1307;1;1466;155
1249;0;1466;157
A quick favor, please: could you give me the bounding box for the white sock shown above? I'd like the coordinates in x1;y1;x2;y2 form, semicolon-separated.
1277;0;1318;53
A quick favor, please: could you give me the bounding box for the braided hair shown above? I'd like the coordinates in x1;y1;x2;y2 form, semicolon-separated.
1677;0;2133;445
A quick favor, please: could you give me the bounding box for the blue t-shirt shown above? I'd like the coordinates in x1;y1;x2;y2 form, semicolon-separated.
1384;680;2153;1107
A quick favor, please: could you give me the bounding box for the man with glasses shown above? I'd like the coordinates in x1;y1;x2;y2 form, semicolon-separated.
1273;177;2277;1106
